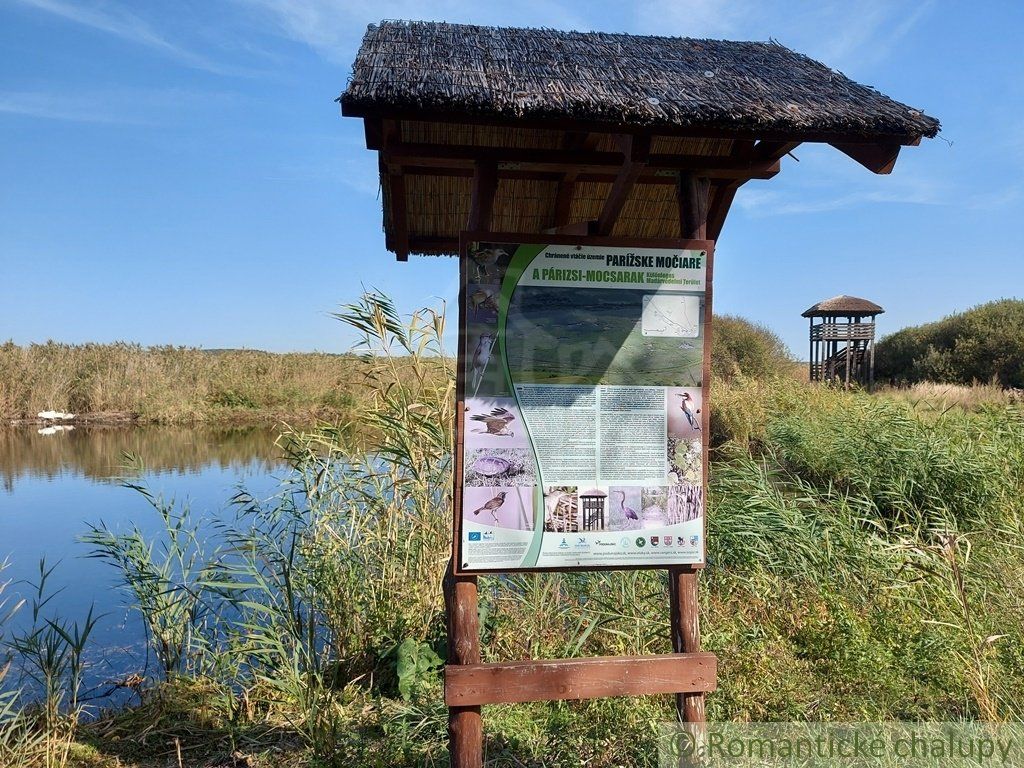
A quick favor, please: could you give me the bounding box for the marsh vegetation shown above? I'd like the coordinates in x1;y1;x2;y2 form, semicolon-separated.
1;293;1022;767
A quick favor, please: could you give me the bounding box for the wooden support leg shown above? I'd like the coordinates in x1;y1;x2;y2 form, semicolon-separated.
669;567;705;722
445;562;482;768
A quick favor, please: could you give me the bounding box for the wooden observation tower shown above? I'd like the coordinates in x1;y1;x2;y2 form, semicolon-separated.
804;295;884;388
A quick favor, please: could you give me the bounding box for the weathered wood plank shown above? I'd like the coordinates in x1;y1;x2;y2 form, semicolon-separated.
445;653;717;706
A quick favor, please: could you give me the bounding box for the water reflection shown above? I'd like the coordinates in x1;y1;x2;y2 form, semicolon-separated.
0;425;289;700
0;425;285;491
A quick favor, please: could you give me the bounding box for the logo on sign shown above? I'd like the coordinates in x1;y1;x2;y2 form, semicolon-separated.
468;532;481;541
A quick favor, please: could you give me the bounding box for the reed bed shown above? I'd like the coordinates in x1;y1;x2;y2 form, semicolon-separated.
0;341;426;425
2;294;1023;766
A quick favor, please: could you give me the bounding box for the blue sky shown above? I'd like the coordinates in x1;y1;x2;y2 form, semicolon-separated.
1;0;1022;356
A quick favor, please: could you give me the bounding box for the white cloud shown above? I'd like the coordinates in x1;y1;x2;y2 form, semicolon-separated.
633;0;934;73
233;0;591;61
10;0;240;74
0;87;250;124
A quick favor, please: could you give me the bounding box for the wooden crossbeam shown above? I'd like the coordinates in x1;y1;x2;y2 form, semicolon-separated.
594;135;649;235
543;221;592;236
553;132;599;228
396;165;778;183
444;653;717;706
382;141;779;178
830;142;902;174
707;180;740;241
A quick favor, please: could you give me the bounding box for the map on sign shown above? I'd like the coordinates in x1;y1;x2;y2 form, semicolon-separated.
641;294;701;338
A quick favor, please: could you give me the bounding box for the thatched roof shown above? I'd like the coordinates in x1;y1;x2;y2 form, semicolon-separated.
341;21;939;259
802;295;884;317
342;21;939;142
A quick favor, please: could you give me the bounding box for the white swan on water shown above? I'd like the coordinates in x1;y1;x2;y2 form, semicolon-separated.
37;411;75;421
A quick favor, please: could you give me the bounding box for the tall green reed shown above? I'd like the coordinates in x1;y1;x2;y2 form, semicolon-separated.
81;457;215;679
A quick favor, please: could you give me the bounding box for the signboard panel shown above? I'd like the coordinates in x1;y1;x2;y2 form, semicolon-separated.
455;234;713;573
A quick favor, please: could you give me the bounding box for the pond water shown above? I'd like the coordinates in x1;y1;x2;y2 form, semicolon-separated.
0;425;289;698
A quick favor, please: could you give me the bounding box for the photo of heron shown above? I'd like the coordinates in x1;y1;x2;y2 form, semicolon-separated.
504;287;703;387
462;486;533;530
606;486;642;531
464;448;537;487
464;396;527;449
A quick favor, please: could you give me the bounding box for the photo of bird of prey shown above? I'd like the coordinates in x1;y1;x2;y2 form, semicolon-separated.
470;406;515;436
675;392;702;431
471;491;507;525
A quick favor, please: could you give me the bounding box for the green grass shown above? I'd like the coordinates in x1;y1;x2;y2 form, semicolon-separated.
3;293;1024;766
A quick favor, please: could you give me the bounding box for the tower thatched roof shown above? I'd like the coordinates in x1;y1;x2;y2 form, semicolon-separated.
341;21;938;141
802;295;885;317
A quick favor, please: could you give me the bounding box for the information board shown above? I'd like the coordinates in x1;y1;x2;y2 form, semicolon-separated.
455;235;712;572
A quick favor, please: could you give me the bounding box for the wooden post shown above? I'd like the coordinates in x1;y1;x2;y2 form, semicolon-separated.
669;569;704;721
844;317;852;389
445;563;482;768
869;327;877;390
808;319;814;382
673;171;709;725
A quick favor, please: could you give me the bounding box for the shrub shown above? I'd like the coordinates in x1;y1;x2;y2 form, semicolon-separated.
876;299;1024;387
711;315;793;382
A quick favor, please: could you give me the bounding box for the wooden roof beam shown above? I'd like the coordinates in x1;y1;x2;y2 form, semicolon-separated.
553;132;600;228
595;135;650;236
380;121;411;262
382;141;779;176
394;163;777;184
830;142;901;174
750;140;800;162
467;161;498;231
678;172;710;239
345;105;931;146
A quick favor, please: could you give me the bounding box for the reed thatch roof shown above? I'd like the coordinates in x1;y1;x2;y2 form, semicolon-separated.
342;21;939;141
803;295;884;317
340;21;939;259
